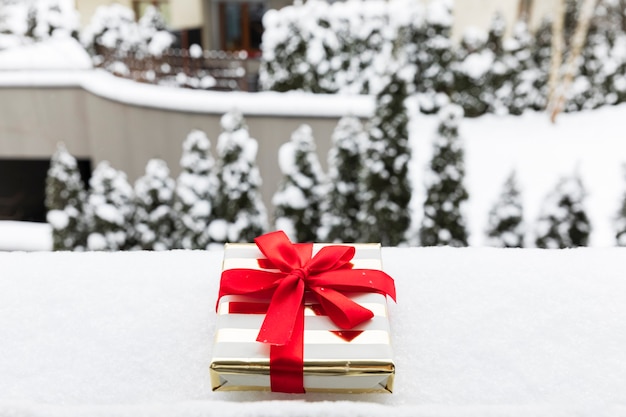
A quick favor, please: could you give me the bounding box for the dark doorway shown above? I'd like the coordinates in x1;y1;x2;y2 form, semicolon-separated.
0;158;92;223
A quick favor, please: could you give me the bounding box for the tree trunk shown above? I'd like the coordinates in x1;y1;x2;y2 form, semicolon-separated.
549;0;598;123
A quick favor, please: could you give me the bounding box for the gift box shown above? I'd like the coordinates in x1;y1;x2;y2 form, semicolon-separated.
210;231;396;393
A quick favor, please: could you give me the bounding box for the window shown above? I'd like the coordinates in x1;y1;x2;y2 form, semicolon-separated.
218;1;266;56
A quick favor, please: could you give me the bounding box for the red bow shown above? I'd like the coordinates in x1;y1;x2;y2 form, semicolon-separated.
217;230;396;393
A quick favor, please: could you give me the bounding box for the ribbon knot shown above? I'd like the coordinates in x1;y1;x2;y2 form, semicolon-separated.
288;267;310;282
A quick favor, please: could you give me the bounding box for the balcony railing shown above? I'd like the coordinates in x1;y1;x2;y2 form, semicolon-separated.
94;46;250;92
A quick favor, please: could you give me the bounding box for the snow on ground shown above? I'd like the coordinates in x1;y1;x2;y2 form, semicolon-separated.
0;221;52;251
0;37;92;70
1;248;626;416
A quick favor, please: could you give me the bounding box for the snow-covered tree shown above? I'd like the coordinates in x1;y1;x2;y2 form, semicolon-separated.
451;27;493;118
211;109;268;243
319;116;366;243
80;4;173;60
133;159;176;250
361;71;412;246
419;104;469;247
174;130;218;249
535;173;591;249
485;171;525;248
615;165;626;246
45;143;88;251
273;124;326;243
530;16;553;111
86;161;135;251
415;0;454;114
26;0;79;40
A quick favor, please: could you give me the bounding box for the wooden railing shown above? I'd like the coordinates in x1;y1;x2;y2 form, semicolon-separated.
94;46;250;92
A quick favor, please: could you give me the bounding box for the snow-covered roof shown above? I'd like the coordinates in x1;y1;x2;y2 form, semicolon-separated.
0;247;625;416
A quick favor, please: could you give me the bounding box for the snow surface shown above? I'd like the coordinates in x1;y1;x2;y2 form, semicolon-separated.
1;248;626;416
0;37;92;70
0;221;52;251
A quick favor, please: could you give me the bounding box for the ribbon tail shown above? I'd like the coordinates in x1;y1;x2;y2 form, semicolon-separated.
270;302;305;393
256;274;305;345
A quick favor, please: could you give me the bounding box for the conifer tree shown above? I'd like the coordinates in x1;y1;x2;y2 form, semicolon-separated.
45;143;88;251
133;159;176;250
485;171;525;248
319;116;367;242
503;21;539;115
535;173;591;248
273;124;326;243
211;109;268;243
361;71;412;246
174;129;218;249
86;161;135;251
419;104;469;247
615;165;626;246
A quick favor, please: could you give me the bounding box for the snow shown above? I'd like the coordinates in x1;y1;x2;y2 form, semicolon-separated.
0;221;52;251
1;248;626;416
0;37;92;70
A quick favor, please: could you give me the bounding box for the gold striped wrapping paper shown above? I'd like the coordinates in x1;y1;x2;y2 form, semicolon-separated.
210;243;395;393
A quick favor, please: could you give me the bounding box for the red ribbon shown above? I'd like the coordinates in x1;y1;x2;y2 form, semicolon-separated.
217;230;396;393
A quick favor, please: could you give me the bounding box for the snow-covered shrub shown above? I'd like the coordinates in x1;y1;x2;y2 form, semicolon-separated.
319;116;368;243
361;71;412;246
485;171;525;247
535;173;591;249
174;130;219;249
419;104;469;247
0;0;78;45
86;161;135;251
273;124;326;243
133;159;176;250
45;143;88;251
81;4;173;59
211;109;268;243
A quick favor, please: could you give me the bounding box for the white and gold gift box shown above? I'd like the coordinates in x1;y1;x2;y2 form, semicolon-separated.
210;243;395;393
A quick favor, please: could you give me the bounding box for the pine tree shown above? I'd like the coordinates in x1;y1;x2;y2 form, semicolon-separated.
485;171;525;248
45;143;88;251
86;161;135;251
615;165;626;246
273;124;326;243
504;20;539;115
174;129;218;249
211;109;268;243
531;16;553;111
416;0;455;114
419;104;469;247
133;159;176;250
318;116;367;242
535;173;591;248
361;71;412;246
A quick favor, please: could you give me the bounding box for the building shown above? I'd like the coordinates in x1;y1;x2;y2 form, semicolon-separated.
75;0;558;53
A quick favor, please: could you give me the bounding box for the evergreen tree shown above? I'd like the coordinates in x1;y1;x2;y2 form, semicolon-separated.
273;124;326;243
174;129;218;249
485;12;511;115
419;104;469;247
535;173;591;248
211;109;268;243
361;71;412;246
133;159;176;250
530;16;553;111
86;161;135;251
451;27;493;117
504;20;540;115
416;0;455;114
615;165;626;246
319;116;367;242
45;143;88;251
485;171;525;248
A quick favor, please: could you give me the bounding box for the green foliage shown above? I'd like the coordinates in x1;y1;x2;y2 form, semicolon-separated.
419;104;469;247
535;173;591;249
319;116;367;242
45;143;88;251
273;124;326;243
485;171;525;248
361;72;412;246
